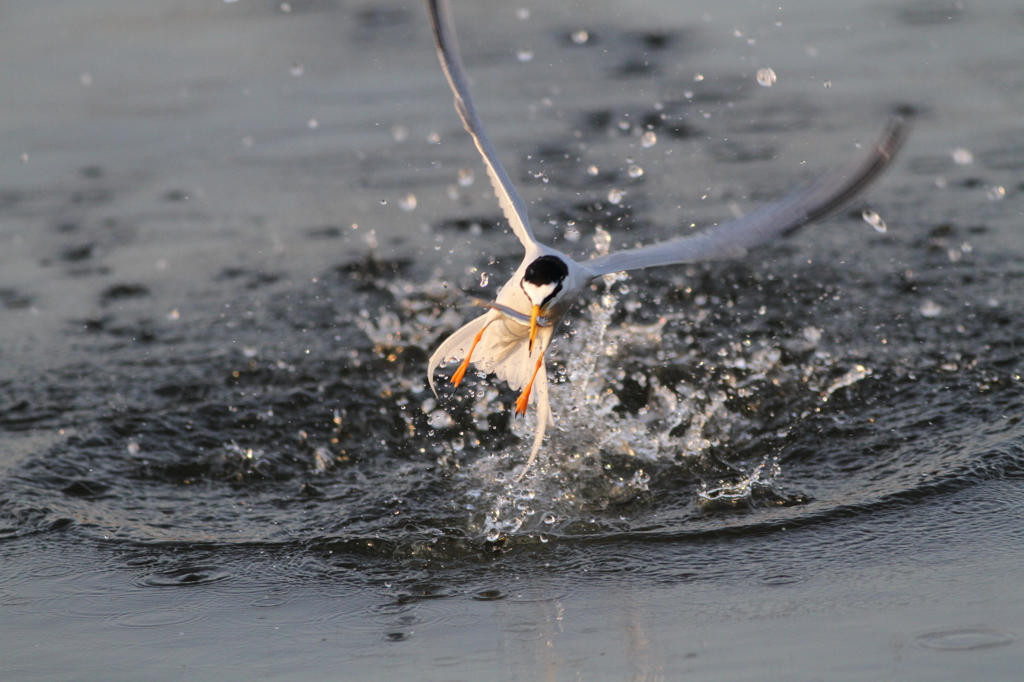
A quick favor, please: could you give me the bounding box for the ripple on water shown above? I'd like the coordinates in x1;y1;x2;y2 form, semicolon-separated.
136;566;232;588
914;628;1016;652
303;593;486;640
472;589;507;601
112;607;208;629
758;573;806;587
506;586;571;603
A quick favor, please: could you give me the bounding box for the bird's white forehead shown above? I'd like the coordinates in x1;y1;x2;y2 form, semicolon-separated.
522;281;558;306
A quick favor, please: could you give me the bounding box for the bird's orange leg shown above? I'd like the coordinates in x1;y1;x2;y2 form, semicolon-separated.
450;322;491;388
515;353;546;416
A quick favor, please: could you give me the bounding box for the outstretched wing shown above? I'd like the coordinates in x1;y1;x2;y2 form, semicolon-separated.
583;117;910;277
426;0;539;253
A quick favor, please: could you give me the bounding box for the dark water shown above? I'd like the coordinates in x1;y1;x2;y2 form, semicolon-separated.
2;0;1024;679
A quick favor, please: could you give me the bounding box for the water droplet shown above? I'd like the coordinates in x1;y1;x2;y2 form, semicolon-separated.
543;513;556;524
802;326;822;345
307;118;318;129
539;534;549;543
486;529;500;542
693;73;704;82
920;300;942;318
426;131;441;144
479;271;489;287
640;131;657;148
365;229;379;249
516;8;530;20
517;50;534;63
565;227;581;243
593;226;612;255
391;125;408;143
987;185;1005;201
399;194;417;212
20;153;28;164
289;62;304;77
756;67;777;87
628;165;644;179
428;409;454;430
279;2;292;12
861;209;886;233
821;364;871;398
127;440;141;455
571;29;589;45
951;147;973;165
823;80;832;88
607;188;623;205
586;164;599;176
458;167;474;187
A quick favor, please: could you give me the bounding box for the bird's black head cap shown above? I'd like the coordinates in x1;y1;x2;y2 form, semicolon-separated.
523;255;569;286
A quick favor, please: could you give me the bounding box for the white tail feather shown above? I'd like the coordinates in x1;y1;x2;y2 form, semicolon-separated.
514;361;551;481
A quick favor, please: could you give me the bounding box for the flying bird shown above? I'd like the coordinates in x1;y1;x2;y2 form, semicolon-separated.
424;0;909;476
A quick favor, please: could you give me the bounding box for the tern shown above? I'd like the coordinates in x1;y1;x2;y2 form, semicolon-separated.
424;0;909;476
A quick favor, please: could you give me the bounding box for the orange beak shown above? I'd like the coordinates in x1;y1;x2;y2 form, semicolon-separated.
528;304;540;353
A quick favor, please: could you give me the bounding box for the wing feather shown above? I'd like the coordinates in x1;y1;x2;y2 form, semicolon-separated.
583;117;910;277
426;0;538;252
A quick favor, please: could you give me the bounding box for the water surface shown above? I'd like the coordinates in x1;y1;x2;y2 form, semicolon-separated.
2;0;1024;679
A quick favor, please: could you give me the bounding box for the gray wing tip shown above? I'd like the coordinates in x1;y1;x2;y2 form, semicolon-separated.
878;113;913;162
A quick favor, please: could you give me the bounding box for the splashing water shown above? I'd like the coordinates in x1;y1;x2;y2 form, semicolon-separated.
697;457;790;510
443;229;805;538
339;208;936;544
